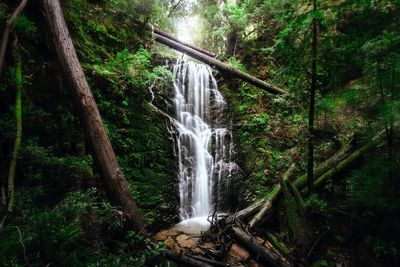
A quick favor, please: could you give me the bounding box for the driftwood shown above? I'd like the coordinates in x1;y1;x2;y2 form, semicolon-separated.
231;227;291;267
164;250;214;267
0;0;28;74
42;0;146;233
153;33;287;95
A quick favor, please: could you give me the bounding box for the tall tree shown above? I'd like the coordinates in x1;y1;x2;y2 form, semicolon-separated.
42;0;146;233
307;0;318;193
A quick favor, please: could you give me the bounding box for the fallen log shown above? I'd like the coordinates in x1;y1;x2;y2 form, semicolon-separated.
249;164;295;228
153;33;287;95
294;128;389;191
153;28;216;58
0;0;28;74
226;199;264;224
164;250;214;267
247;127;392;228
265;232;291;256
42;0;146;233
232;227;291;267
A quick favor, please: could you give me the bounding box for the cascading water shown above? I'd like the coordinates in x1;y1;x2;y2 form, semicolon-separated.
171;60;237;232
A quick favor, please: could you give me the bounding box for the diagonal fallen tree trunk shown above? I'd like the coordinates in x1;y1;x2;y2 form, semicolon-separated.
153;28;216;58
153;33;287;95
42;0;145;233
241;127;395;228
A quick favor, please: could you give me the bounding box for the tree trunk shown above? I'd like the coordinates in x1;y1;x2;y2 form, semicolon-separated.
42;0;145;233
225;199;264;224
231;227;291;267
153;33;287;95
7;46;22;212
265;232;291;256
0;0;28;74
307;0;318;193
153;28;216;58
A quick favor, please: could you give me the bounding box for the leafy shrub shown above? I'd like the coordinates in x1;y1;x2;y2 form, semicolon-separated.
304;193;328;216
366;235;399;260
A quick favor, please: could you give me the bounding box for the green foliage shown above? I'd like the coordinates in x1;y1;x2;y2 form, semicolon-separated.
366;235;399;260
304;193;328;216
227;57;247;72
0;188;163;266
14;16;37;39
346;155;400;213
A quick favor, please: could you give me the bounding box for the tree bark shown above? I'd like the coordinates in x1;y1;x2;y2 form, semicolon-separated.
0;0;28;74
225;199;264;224
231;227;291;267
42;0;145;233
153;33;287;95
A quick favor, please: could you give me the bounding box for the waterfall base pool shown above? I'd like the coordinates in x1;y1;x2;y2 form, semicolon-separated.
175;216;210;234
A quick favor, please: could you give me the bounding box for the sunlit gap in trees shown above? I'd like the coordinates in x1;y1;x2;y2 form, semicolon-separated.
175;15;201;44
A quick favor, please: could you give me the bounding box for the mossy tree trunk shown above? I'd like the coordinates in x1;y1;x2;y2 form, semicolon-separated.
42;0;146;233
7;46;22;212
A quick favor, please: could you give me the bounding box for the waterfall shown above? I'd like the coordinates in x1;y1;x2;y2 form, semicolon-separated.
171;60;236;227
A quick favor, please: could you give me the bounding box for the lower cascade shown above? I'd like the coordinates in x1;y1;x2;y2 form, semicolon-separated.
170;60;237;232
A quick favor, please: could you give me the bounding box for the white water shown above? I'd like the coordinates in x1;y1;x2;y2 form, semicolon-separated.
171;60;236;229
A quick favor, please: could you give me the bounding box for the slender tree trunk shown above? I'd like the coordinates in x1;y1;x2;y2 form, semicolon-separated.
377;58;394;185
7;45;22;212
0;0;28;74
307;0;318;193
167;0;183;18
42;0;145;233
388;64;395;185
